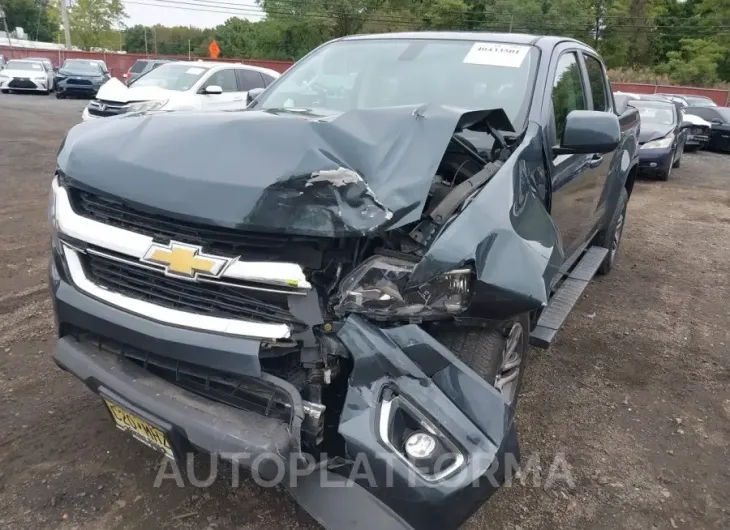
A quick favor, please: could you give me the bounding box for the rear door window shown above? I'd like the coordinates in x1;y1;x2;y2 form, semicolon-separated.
238;69;266;90
130;61;148;73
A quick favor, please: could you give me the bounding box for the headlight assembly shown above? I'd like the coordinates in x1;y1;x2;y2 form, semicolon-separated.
640;137;674;149
334;256;472;320
127;99;168;113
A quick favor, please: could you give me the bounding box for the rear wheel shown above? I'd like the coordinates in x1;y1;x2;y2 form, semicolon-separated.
432;314;529;406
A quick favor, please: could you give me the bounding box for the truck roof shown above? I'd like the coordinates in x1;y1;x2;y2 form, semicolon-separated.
341;31;585;49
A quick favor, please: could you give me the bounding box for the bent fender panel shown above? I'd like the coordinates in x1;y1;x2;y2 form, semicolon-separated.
411;125;564;321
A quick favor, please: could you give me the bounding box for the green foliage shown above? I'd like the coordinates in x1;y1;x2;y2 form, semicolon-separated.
658;38;726;86
102;0;730;86
69;0;127;50
1;0;61;42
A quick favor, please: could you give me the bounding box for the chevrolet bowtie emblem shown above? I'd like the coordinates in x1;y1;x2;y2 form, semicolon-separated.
142;242;232;279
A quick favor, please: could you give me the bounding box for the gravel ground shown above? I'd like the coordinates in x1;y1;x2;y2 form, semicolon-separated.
0;93;729;530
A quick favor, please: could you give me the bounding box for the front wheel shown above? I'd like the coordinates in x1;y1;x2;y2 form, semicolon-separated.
432;314;529;406
596;187;628;275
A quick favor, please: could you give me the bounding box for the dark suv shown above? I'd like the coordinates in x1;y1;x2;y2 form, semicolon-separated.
123;59;173;86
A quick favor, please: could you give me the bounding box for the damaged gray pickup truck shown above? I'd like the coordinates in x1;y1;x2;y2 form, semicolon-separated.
49;32;640;529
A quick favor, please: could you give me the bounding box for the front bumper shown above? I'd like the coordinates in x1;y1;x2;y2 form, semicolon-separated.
638;146;673;173
51;255;517;530
1;77;48;91
57;80;102;97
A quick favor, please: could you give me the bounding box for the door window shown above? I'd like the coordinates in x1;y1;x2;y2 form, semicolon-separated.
551;52;586;141
238;69;266;90
262;74;276;87
583;54;609;112
204;69;238;92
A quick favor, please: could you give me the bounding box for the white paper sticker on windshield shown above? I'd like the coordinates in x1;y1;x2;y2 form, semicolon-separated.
31;64;42;70
186;67;205;74
463;43;529;68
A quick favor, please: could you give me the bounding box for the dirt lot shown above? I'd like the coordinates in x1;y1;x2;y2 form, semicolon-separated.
0;93;729;530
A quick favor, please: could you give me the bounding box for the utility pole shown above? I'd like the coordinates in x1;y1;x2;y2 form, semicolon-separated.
153;26;157;54
0;7;12;46
188;39;191;60
508;14;514;33
144;27;148;54
59;0;72;49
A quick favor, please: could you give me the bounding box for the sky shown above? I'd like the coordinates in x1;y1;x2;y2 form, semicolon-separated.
122;0;264;28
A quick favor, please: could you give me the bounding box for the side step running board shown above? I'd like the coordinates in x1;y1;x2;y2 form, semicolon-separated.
529;246;608;349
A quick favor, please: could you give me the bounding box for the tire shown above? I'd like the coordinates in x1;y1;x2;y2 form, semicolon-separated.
432;313;529;407
1;89;7;94
56;92;64;99
684;145;698;153
672;152;681;168
596;187;628;275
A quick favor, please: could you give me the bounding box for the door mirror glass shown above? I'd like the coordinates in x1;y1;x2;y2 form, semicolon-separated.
204;85;223;95
246;87;265;105
557;110;620;154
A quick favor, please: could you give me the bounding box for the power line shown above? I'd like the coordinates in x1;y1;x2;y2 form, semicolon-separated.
127;0;730;30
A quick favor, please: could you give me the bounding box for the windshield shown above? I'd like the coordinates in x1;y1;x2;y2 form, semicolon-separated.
131;63;210;91
632;101;676;125
61;60;101;74
255;39;538;127
6;61;44;72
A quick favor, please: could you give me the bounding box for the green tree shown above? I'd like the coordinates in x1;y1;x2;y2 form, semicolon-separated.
1;0;60;42
69;0;126;50
658;38;726;86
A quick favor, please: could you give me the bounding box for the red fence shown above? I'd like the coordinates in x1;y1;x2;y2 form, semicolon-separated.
612;82;729;106
0;46;294;79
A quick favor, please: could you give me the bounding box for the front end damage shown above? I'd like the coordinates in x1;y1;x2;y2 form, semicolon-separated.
51;103;563;529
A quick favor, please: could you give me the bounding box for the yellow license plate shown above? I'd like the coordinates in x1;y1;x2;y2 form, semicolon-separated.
105;400;174;459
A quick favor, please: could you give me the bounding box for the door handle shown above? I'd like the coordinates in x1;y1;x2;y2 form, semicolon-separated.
588;154;603;169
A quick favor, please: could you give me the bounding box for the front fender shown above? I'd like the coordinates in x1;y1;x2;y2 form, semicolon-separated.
411;123;564;321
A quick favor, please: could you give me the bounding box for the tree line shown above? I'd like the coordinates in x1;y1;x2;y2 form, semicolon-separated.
2;0;729;87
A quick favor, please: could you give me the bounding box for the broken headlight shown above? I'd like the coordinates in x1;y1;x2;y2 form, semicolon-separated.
334;256;472;319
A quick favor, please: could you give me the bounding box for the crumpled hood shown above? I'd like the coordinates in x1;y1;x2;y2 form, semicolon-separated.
58;68;102;79
639;123;674;144
94;77;179;103
682;113;711;127
57;104;510;237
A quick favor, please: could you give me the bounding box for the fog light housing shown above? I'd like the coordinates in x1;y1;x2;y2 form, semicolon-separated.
378;388;464;481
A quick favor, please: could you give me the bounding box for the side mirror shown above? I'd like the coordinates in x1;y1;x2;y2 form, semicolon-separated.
246;87;265;105
556;110;621;155
204;85;223;95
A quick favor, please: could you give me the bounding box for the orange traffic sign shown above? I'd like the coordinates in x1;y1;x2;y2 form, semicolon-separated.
208;40;220;59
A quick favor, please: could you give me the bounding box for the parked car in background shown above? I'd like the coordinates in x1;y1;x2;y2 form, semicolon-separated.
55;32;639;530
82;61;279;120
680;94;717;107
684;106;730;152
630;98;689;180
56;59;112;99
0;59;53;94
122;58;173;86
615;91;710;152
25;57;56;91
680;112;711;151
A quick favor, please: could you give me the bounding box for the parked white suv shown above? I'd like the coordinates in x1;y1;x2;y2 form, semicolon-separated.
82;61;280;120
